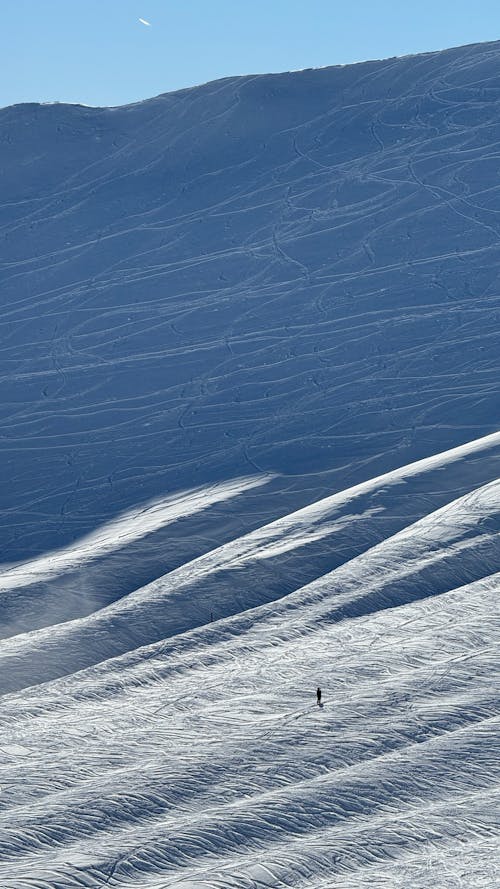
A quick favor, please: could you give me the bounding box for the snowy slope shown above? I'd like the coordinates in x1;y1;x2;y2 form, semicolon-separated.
0;40;499;888
2;39;500;563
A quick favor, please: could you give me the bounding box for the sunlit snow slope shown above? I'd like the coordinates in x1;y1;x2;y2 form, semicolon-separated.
0;40;499;888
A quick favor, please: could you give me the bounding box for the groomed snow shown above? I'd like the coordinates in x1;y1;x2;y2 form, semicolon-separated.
0;40;499;888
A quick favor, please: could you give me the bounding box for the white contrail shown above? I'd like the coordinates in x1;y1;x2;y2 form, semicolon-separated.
139;17;151;26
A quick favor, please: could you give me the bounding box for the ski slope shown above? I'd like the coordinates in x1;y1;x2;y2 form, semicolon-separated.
0;40;499;888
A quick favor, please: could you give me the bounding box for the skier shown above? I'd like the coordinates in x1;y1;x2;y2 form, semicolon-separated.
316;686;322;705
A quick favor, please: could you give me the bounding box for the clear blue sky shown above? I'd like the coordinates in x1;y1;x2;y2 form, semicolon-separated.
1;0;500;108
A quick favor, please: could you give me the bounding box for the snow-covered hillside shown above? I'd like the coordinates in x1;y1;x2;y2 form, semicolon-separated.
0;40;499;888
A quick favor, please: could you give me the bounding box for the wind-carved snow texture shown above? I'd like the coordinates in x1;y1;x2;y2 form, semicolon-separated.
0;40;499;889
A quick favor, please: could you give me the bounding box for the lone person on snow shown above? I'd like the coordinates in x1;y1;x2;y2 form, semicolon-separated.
316;686;322;705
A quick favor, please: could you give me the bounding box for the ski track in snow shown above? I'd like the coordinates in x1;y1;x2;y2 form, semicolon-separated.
0;41;499;888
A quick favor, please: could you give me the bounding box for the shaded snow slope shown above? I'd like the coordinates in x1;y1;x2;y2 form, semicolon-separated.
0;40;499;889
2;40;500;561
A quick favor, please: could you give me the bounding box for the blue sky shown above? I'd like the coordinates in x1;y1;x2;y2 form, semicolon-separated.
1;0;500;108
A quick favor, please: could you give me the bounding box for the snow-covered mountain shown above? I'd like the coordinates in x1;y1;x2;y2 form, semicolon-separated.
0;40;499;888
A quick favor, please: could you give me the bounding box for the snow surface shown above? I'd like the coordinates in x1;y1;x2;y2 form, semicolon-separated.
0;40;499;887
